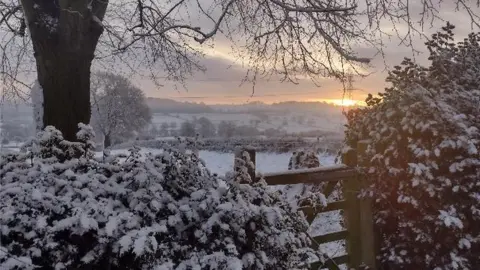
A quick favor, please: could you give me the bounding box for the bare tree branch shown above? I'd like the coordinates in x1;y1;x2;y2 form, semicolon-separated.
2;0;480;102
270;0;357;13
193;0;235;44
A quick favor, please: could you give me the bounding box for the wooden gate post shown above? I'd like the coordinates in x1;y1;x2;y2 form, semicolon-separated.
357;140;376;269
342;141;377;269
342;148;363;268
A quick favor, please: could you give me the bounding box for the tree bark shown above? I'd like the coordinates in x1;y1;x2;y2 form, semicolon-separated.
104;133;112;149
21;0;108;142
37;51;93;141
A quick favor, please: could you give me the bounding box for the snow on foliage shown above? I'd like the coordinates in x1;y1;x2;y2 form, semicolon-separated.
286;150;323;205
344;24;480;269
31;80;43;132
90;72;152;148
0;125;321;269
284;150;340;205
288;150;321;170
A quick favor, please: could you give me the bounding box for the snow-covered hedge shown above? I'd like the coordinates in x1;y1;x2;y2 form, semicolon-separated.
344;24;480;269
288;150;321;170
285;150;322;203
0;125;320;269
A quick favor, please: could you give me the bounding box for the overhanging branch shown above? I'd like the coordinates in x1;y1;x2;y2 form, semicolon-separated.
270;0;357;13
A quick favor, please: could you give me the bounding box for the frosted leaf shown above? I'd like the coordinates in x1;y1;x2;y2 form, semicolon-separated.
106;216;118;236
81;251;96;263
154;262;175;270
449;163;458;173
80;214;98;230
119;235;133;254
133;235;147;256
31;189;42;201
76;123;95;141
412;178;420;187
438;210;464;229
1;256;34;270
36;216;47;230
467;142;478;155
458;238;471;249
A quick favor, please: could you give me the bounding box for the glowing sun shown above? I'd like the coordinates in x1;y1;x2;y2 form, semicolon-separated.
311;98;365;107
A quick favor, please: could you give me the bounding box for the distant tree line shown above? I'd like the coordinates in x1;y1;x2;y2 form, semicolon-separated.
115;136;340;154
146;98;214;114
0;122;32;145
147;117;290;139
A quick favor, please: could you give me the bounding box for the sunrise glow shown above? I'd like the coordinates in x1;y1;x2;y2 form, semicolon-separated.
311;98;366;107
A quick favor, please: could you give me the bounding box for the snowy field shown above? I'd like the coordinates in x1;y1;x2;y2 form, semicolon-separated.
150;112;346;134
99;148;337;175
200;150;337;175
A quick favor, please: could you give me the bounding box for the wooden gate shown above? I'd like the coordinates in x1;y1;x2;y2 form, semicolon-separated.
236;142;376;269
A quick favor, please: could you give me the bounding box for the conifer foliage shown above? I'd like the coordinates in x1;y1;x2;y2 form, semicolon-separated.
0;125;318;269
344;24;480;269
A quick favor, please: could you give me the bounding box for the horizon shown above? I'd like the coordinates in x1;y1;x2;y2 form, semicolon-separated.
145;96;366;107
2;95;365;108
145;91;367;106
137;73;373;105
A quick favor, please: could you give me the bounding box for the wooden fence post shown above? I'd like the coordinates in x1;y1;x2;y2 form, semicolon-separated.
342;148;363;268
234;147;256;182
342;141;377;270
357;140;376;270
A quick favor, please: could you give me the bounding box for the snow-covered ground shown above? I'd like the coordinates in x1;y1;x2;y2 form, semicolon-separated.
100;148;338;177
198;150;337;175
151;111;345;134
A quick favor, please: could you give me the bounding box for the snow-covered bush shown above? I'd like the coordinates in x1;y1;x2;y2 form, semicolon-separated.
344;24;480;269
1;125;319;269
288;150;321;170
233;148;256;184
287;150;341;202
282;150;335;207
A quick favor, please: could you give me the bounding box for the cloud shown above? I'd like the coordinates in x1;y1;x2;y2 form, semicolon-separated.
138;0;480;104
4;0;479;105
142;53;352;104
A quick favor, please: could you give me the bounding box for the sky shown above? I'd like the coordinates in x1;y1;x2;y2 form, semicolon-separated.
1;1;479;106
134;1;480;105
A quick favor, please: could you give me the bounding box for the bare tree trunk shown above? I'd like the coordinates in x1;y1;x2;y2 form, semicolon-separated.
37;52;93;141
104;133;111;149
21;0;108;142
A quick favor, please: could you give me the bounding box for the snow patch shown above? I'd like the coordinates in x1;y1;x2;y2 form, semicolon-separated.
31;80;43;132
